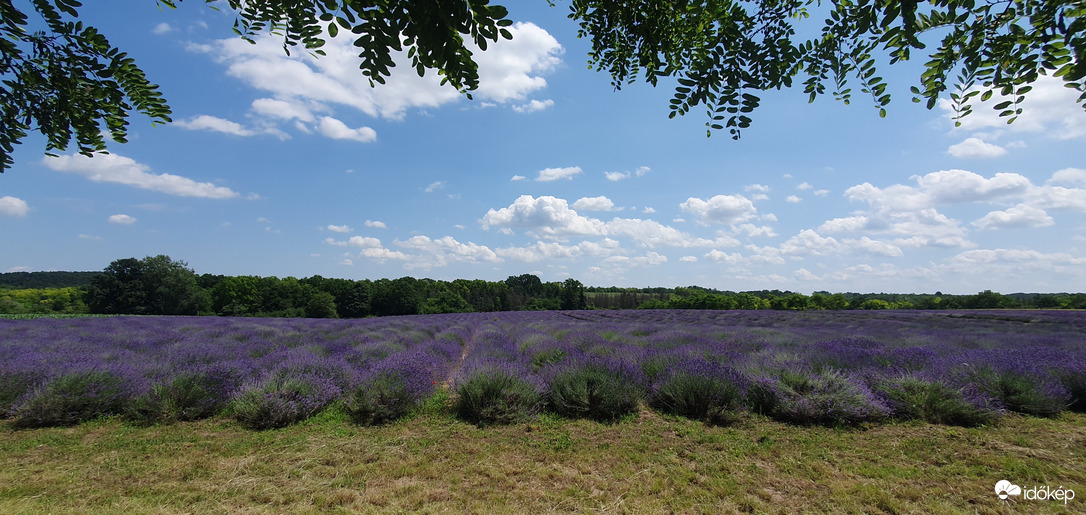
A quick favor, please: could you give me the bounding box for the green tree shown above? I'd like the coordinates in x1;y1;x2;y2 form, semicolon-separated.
85;255;207;315
211;275;260;316
859;298;891;310
419;286;475;314
84;257;146;314
304;289;338;318
371;277;422;316
338;280;373;318
5;1;1081;172
559;278;587;310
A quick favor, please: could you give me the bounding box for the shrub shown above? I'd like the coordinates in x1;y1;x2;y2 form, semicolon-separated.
127;365;244;424
875;375;1000;426
547;360;643;422
0;349;53;415
454;362;542;426
346;351;439;425
967;367;1068;418
0;370;43;417
231;372;341;430
1060;369;1086;413
649;359;746;425
749;369;889;426
9;369;136;428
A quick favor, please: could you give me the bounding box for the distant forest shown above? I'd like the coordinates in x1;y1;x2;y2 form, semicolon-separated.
2;256;1085;317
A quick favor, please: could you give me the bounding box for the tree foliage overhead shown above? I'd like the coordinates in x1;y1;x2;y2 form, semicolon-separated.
0;0;513;172
1;0;172;172
566;0;1086;137
1;1;1082;172
214;0;513;92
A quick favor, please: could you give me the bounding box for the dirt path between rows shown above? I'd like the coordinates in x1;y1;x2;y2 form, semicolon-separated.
442;327;478;388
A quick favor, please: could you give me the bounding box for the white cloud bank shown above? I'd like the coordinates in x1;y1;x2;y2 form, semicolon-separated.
192;21;562;126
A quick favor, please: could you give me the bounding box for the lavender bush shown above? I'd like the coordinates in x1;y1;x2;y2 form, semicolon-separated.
231;371;342;430
127;363;248;424
346;350;442;425
545;358;644;422
9;368;140;428
749;369;890;426
649;358;747;425
874;374;1000;426
454;361;543;426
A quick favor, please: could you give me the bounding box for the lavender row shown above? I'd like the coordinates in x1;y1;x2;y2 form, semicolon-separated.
454;310;1086;426
2;310;1084;429
0;315;471;429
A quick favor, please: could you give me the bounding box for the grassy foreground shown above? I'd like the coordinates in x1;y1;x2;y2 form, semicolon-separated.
2;397;1084;514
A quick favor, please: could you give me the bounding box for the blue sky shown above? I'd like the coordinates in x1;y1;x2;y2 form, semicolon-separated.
2;2;1084;294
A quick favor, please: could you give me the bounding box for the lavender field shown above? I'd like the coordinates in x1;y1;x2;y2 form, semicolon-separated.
2;309;1084;431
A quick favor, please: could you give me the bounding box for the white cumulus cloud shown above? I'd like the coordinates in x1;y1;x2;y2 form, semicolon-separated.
251;98;316;122
680;194;758;225
108;214;137;225
512;99;554;113
572;196;616;211
327;224;352;233
972;204;1055;230
175;115;256;136
1048;167;1086;186
915;169;1031;203
947;137;1007;158
938;75;1086;139
44;153;238;199
195;21;562;121
536;166;582;182
318;116;376;142
397;235;500;269
481;195;605;236
325;236;382;247
0;196;29;217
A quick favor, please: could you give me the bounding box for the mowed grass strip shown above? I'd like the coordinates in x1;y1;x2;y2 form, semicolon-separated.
1;405;1084;514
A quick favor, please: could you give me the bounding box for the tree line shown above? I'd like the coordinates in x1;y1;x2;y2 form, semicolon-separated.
72;255;588;317
2;255;1084;317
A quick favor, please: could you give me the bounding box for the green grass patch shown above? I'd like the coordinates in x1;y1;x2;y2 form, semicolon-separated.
1;409;1084;512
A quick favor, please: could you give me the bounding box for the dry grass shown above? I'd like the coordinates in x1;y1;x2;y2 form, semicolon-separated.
2;403;1084;514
